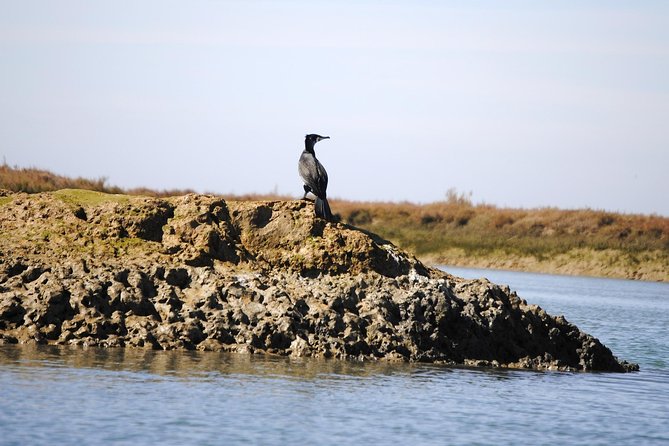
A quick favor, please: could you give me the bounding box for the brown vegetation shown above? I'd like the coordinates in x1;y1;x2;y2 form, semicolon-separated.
331;197;668;281
332;198;669;258
0;163;195;197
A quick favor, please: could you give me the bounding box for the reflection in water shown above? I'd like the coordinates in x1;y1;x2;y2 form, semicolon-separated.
1;344;425;380
1;344;537;385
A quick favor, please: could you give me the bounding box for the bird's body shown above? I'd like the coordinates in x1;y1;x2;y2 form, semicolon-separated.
299;134;333;221
298;150;328;198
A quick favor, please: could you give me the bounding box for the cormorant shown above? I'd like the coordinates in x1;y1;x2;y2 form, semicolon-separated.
298;134;333;221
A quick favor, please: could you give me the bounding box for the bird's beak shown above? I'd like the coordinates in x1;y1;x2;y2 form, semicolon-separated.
321;136;330;140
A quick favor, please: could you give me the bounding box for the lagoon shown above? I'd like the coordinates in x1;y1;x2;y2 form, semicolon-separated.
1;268;668;445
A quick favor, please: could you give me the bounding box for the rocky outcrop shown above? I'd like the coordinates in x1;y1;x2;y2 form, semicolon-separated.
0;189;638;372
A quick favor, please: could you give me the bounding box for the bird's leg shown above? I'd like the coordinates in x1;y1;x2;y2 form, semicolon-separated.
302;185;315;201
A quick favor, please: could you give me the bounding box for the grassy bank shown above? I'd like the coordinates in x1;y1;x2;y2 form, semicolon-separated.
2;164;667;281
332;198;668;281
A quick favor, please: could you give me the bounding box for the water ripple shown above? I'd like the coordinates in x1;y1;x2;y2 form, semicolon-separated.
2;270;669;445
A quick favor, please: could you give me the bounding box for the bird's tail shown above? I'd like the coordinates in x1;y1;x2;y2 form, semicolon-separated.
315;197;333;221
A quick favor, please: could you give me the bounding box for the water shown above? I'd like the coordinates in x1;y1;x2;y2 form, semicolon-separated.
1;268;668;445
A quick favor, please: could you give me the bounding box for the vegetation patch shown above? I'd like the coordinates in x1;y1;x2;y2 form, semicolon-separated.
52;189;131;206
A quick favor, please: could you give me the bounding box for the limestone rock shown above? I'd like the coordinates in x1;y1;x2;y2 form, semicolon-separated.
0;190;638;372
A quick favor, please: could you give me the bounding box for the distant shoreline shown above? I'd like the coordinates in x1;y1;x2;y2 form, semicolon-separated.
2;163;667;282
382;236;667;282
331;198;668;283
425;249;667;282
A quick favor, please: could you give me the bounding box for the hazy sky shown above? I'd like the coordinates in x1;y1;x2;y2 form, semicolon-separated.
1;1;668;215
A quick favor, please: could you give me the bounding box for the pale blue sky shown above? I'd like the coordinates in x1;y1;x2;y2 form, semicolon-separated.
1;1;668;215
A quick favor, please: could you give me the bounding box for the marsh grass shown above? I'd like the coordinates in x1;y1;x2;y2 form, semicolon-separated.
332;199;669;261
0;163;195;197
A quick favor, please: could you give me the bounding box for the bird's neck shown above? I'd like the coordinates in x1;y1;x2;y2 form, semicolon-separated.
304;141;316;155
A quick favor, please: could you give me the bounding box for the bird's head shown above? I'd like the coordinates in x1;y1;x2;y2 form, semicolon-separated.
305;134;330;144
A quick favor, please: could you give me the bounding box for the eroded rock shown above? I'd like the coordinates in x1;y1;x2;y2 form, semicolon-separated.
0;190;638;372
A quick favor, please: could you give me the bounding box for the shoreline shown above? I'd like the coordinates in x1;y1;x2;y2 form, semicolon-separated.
419;248;668;282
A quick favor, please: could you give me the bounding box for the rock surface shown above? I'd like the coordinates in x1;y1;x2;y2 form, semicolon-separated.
0;189;638;371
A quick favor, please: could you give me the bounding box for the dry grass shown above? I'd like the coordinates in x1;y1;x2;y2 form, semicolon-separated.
332;198;669;260
0;164;195;197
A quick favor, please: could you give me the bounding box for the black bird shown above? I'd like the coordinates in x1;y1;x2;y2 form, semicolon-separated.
298;134;332;221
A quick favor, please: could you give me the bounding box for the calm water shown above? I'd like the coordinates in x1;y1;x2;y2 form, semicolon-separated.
1;267;668;445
